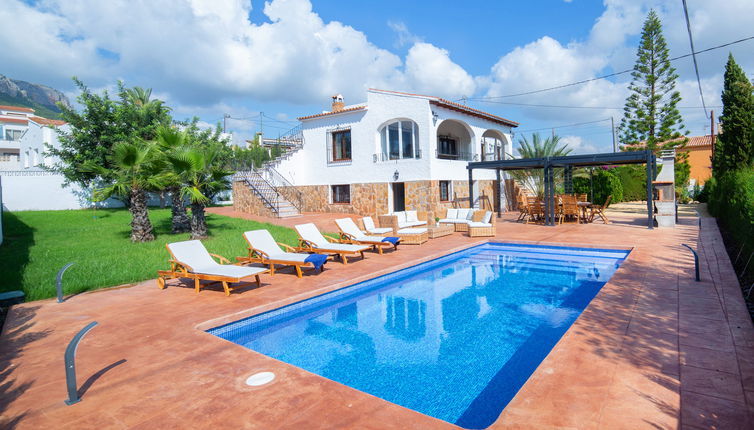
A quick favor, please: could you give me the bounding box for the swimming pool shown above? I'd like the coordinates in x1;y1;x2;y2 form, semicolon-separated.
208;243;629;428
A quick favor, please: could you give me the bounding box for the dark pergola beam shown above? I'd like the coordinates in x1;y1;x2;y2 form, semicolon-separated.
467;149;657;229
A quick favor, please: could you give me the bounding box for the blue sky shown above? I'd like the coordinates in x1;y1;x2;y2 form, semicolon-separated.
3;0;753;153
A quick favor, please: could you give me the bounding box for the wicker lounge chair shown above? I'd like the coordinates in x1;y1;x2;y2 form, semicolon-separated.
295;223;370;264
467;211;497;237
238;230;327;277
157;240;268;296
335;218;400;254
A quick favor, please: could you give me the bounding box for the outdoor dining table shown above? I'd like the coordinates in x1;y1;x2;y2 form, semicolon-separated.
577;201;592;222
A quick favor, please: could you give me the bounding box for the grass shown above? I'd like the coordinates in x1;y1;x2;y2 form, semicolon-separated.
0;208;301;301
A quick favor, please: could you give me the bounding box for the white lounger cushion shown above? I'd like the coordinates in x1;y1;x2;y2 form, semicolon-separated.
466;210;476;220
456;209;470;219
362;217;393;234
295;223;369;252
167;240;266;278
243;230;311;263
483;211;493;223
335;218;388;242
438;218;465;223
468;221;492;228
395;212;407;223
446;208;458;219
406;210;418;222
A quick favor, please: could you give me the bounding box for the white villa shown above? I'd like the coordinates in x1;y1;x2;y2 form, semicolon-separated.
234;89;519;218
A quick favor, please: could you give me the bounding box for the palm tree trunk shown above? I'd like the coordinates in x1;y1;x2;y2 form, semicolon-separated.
170;189;191;234
190;202;208;239
129;188;155;242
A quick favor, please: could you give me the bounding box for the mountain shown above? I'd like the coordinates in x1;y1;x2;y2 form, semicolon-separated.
0;74;71;119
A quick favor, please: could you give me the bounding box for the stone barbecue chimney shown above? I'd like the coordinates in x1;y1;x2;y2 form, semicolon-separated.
331;94;344;112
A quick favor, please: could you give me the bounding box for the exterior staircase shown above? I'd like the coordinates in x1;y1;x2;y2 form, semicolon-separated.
235;170;301;218
234;124;306;218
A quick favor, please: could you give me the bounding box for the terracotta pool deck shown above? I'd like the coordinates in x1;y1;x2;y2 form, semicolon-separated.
1;209;753;429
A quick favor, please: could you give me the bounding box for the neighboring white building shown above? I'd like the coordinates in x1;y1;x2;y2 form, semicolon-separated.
0;105;101;211
237;89;518;217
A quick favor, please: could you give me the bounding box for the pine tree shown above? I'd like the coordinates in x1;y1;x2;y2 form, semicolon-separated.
714;54;754;174
618;10;688;153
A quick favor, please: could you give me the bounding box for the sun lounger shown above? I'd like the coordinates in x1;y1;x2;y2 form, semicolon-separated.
362;216;393;235
157;240;268;296
335;218;399;254
237;230;327;277
294;223;370;264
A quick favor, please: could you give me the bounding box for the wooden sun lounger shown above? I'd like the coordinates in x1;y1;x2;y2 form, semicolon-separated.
295;223;369;265
157;240;268;296
334;218;399;255
237;230;325;278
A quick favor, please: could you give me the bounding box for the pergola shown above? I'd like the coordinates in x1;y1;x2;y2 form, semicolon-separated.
467;150;657;229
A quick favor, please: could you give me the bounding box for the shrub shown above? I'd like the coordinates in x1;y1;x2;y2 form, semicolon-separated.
573;168;623;205
613;165;647;202
708;169;754;254
696;182;710;203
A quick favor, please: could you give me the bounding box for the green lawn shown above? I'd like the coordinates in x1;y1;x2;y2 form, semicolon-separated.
0;208;301;301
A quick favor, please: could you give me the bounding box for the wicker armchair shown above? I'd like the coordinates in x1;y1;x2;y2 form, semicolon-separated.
378;210;433;232
468;211;497;237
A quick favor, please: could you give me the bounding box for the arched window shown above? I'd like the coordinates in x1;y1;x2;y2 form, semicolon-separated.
379;120;419;160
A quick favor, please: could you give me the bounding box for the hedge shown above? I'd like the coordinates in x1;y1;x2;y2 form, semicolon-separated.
708;169;754;256
573;168;623;205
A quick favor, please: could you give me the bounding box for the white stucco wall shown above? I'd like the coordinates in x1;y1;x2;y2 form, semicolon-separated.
275;90;514;186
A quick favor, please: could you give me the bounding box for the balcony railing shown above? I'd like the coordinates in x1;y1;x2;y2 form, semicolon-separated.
373;149;422;162
435;150;477;161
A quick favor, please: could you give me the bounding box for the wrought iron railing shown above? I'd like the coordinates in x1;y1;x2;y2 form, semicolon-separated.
372;149;423;162
435;150;477;161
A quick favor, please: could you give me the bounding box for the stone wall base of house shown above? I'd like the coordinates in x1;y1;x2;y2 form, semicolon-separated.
232;181;277;218
233;179;520;218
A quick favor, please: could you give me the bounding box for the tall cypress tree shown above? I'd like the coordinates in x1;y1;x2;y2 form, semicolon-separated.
714;54;754;174
618;10;688;154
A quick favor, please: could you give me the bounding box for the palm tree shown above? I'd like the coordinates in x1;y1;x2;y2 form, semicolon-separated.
156;126;191;233
509;133;572;198
87;140;166;242
167;145;232;239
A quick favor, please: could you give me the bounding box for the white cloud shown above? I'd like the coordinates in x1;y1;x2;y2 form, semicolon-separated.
0;0;476;107
387;21;423;49
404;43;476;99
560;135;600;154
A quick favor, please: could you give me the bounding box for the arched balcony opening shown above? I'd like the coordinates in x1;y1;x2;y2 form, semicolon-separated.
481;129;508;161
436;119;474;161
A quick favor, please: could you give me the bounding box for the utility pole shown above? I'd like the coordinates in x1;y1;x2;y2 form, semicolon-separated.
259;112;264;136
710;110;715;167
223;114;230;133
611;116;617;152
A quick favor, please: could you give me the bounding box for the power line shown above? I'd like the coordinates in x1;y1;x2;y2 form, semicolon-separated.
516;118;612;133
682;0;709;119
475;100;721;110
465;35;754;101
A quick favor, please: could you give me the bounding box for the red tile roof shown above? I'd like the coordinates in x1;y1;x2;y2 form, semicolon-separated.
683;135;714;148
624;134;714;150
370;88;519;127
0;117;29;125
0;105;34;113
296;89;519;127
297;105;366;121
30;116;66;127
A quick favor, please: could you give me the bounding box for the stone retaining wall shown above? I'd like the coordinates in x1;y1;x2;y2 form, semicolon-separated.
233;179;520;218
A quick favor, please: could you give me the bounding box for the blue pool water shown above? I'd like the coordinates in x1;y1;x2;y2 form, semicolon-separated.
208;243;629;429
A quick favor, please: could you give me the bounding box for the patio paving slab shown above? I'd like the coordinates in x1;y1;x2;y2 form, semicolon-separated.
1;209;753;429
